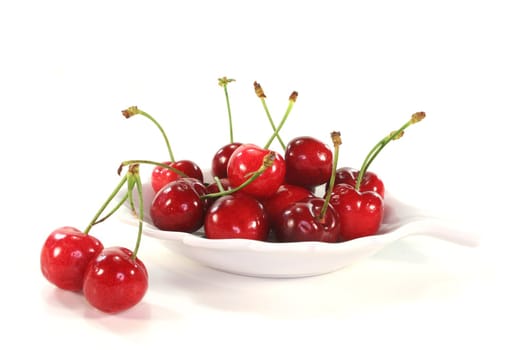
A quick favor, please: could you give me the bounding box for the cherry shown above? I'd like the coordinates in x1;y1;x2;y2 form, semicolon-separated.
211;142;242;179
82;164;148;313
151;159;204;193
274;197;340;243
204;193;269;240
329;183;384;241
285;136;333;188
332;167;385;198
262;183;314;230
226;144;286;200
150;178;205;232
40;226;103;292
83;246;148;314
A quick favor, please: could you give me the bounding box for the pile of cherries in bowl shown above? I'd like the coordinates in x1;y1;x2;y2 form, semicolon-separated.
149;134;386;244
40;78;425;314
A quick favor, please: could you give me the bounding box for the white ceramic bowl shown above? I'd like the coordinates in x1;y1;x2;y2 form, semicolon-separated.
117;179;480;278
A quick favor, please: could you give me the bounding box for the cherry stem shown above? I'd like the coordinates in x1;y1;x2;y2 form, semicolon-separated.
119;159;188;178
128;164;145;260
263;91;298;150
126;170;137;214
219;77;236;144
84;175;128;235
355;111;426;190
122;106;175;162
254;81;286;151
201;152;276;199
213;176;226;192
92;193;128;225
318;131;341;222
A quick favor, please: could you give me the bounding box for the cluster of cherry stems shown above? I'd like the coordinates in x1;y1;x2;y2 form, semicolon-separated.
40;77;425;314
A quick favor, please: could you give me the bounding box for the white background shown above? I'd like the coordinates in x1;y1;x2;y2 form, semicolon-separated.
1;1;524;349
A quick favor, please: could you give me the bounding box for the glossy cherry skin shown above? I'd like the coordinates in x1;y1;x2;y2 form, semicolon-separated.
178;177;210;211
285;136;333;188
150;178;205;232
204;193;269;240
226;143;286;200
151;160;204;193
273;197;340;243
329;183;384;241
331;167;385;198
83;247;148;314
40;226;103;292
262;183;314;230
211;142;242;179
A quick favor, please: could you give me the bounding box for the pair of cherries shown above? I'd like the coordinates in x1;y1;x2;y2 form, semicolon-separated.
40;166;149;314
40;227;148;313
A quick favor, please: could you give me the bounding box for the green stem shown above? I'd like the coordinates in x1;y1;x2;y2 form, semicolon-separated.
122;106;175;162
119;159;188;177
224;85;234;143
318;132;341;222
263;91;298;150
219;77;236;143
213;176;226;192
131;167;144;260
360;123;409;176
85;175;128;234
355;112;426;190
92;193;128;226
201;152;276;199
126;171;137;214
260;99;286;151
355;135;391;191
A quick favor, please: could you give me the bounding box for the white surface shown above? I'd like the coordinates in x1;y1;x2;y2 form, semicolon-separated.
2;1;524;349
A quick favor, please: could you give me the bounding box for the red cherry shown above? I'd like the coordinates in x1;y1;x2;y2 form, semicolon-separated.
40;226;103;292
204;193;269;241
150;178;205;232
211;142;242;179
83;247;148;314
329;183;384;241
273;197;340;243
331;167;385;198
284;136;333;188
178;177;211;211
262;183;314;230
151;160;203;193
226;143;286;200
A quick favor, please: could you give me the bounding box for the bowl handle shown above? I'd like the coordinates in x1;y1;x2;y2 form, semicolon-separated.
404;217;481;247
